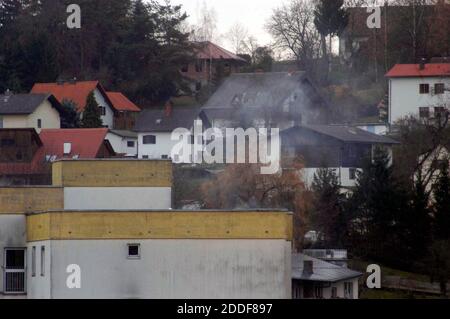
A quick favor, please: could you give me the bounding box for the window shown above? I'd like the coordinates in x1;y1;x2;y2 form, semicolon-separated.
37;119;42;128
181;64;189;73
314;286;323;299
331;287;338;299
195;81;202;91
40;246;45;276
349;168;357;180
195;61;203;73
435;83;445;94
99;107;106;116
344;282;353;299
143;135;156;145
142;155;149;159
435;106;446;117
31;246;36;277
1;138;15;146
127;244;141;259
127;141;135;148
161;155;169;159
419;84;429;94
419;107;430;118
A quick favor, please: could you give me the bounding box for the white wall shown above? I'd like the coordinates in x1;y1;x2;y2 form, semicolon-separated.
93;88;114;129
28;239;292;299
293;278;359;299
0;215;27;295
302;167;360;189
63;187;172;210
106;133;138;157
26;241;51;299
138;132;175;160
389;77;450;124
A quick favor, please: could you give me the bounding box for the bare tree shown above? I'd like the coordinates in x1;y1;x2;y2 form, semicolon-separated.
225;22;249;54
266;0;322;77
190;0;218;42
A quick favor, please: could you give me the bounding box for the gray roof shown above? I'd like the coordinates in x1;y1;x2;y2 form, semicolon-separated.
284;125;399;144
0;94;60;115
134;108;203;132
202;72;329;124
292;253;362;283
109;130;138;138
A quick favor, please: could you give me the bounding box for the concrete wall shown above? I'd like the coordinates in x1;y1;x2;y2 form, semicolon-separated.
389;77;450;124
0;215;26;294
52;160;173;188
63;187;172;210
0;188;63;214
27;239;291;299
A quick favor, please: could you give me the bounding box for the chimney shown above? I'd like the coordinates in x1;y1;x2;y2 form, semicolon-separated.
164;100;173;118
419;58;426;70
3;89;12;102
303;260;314;275
63;143;72;155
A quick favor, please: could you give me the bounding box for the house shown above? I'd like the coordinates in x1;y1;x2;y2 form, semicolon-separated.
0;128;115;186
134;105;209;160
0;93;62;132
106;91;141;130
281;125;399;189
0;159;292;299
303;249;349;268
202;72;331;130
31;80;116;128
292;253;362;299
386;63;450;125
106;129;138;157
182;41;247;93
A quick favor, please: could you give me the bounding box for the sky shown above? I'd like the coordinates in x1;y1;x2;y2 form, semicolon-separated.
171;0;282;50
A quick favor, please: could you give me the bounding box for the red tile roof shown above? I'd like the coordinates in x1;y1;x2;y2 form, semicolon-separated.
31;81;112;112
195;41;247;62
106;92;141;112
386;63;450;78
0;128;113;175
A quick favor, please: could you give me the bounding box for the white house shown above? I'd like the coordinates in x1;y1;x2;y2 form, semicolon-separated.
292;253;362;299
386;63;450;125
31;80;116;128
134;106;209;161
0;93;62;133
106;130;138;157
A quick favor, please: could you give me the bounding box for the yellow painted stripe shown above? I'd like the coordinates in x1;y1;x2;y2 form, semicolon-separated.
27;211;293;241
52;160;173;187
0;188;64;214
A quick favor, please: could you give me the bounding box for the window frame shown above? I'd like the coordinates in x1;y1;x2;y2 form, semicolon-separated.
142;135;156;145
37;119;42;129
419;83;430;94
127;244;141;260
434;83;445;95
31;246;36;277
40;246;45;277
127;141;135;148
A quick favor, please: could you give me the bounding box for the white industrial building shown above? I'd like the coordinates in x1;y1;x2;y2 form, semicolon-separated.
0;159;293;299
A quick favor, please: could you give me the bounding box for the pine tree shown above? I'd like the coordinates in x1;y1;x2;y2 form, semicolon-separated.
433;160;450;241
60;99;81;128
311;168;347;248
352;147;409;267
81;92;103;128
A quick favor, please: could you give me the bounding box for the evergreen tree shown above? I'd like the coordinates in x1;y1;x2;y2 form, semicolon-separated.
433;160;450;240
351;147;409;268
311;168;347;248
81;92;103;128
60;99;81;128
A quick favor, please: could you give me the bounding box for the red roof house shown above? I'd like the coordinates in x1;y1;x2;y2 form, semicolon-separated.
106;92;141;112
0;128;115;185
386;63;450;78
